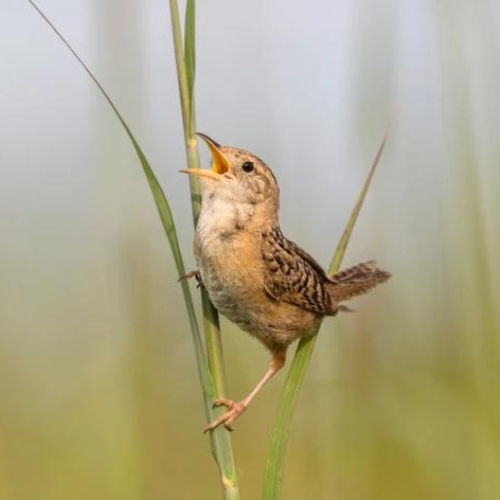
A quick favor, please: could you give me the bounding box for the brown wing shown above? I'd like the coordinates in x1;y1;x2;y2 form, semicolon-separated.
261;227;332;314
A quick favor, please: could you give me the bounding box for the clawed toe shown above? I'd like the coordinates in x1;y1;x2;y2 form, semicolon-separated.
212;398;234;409
204;399;247;433
177;270;203;287
202;354;285;433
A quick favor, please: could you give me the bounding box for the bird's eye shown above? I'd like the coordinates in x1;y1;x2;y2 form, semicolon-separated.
242;161;254;173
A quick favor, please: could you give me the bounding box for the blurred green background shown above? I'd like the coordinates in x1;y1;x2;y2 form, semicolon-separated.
2;0;500;498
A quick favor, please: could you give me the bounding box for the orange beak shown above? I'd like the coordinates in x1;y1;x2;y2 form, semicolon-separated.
180;133;230;180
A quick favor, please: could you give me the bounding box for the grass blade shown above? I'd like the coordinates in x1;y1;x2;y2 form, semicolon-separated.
184;0;196;107
176;0;227;394
169;1;240;498
168;0;201;220
27;1;238;496
26;1;203;343
262;119;394;499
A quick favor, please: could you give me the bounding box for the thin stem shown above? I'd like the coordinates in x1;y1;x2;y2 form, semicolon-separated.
262;117;394;499
28;0;238;496
169;0;201;222
168;1;239;498
26;0;214;412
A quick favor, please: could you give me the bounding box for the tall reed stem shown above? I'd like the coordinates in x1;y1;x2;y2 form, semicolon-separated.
262;122;393;499
168;1;239;498
28;1;239;497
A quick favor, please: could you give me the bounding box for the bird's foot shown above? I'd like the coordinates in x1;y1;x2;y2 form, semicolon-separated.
204;398;247;433
178;270;203;288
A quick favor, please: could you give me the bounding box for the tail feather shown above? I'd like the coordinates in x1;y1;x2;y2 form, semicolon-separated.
327;261;390;303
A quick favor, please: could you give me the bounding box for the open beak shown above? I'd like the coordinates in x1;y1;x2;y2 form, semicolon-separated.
180;133;230;180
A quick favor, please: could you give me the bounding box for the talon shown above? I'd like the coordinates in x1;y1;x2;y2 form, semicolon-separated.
204;400;247;433
213;398;234;409
178;270;202;284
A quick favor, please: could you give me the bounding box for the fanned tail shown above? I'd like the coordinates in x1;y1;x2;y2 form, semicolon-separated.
327;261;391;303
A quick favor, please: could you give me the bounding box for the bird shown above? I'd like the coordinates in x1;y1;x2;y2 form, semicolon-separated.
180;133;390;432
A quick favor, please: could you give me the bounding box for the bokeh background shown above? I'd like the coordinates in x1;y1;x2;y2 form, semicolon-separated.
2;0;500;498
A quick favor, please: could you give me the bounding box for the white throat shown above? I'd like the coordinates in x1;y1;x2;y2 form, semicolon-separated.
197;190;255;237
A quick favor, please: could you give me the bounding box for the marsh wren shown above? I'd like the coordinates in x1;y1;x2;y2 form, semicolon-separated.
181;133;390;432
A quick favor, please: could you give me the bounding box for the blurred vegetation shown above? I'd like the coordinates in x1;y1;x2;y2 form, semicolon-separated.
1;1;499;499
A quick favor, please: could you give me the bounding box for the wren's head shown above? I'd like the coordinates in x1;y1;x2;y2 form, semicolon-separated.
181;133;280;219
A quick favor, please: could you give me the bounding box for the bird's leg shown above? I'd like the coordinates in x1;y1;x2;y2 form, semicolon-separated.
178;270;203;288
204;351;285;433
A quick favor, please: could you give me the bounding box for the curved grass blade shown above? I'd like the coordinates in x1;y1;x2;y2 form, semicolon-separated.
26;0;202;355
262;118;394;499
26;2;237;490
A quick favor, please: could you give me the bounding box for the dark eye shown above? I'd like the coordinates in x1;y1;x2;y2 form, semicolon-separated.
242;161;254;173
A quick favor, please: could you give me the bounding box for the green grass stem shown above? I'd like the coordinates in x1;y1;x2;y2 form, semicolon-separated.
29;1;238;497
169;1;239;497
262;120;393;499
